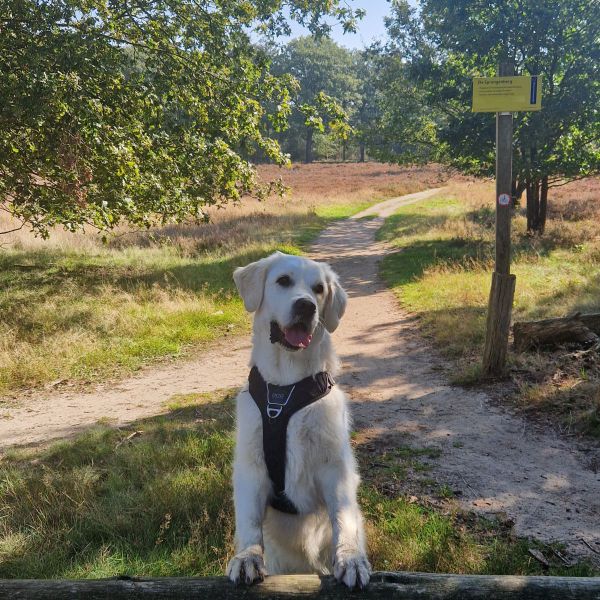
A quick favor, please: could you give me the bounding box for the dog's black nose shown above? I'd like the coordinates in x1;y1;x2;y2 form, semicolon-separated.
293;298;316;318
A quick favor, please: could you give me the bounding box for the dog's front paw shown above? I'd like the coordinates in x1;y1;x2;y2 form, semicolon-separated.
333;552;371;589
226;545;267;585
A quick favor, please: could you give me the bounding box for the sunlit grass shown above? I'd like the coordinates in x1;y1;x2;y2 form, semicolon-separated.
361;487;593;576
380;183;600;357
379;181;600;433
0;389;594;579
0;195;376;395
0;246;250;394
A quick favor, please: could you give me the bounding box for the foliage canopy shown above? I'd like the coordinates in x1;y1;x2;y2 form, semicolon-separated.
380;0;600;187
0;0;362;236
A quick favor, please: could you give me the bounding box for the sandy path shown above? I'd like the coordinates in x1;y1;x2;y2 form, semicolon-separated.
315;192;600;563
0;339;252;447
1;188;598;561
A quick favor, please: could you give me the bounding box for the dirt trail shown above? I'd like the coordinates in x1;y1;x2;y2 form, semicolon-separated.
1;188;598;561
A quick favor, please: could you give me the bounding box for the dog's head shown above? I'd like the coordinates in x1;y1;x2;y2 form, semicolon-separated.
233;252;347;351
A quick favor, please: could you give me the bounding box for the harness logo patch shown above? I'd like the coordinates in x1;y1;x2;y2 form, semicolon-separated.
266;383;296;419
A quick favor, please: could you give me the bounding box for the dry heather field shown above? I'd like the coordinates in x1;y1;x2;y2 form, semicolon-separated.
0;163;446;254
0;163;449;396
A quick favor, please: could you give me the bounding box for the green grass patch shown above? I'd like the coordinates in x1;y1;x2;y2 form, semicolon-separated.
0;246;253;394
379;194;600;360
378;188;600;433
314;200;375;220
364;486;593;576
0;389;237;578
0;199;373;396
378;196;492;361
0;388;594;578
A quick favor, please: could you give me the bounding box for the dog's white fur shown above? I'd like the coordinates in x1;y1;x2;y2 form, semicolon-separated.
226;251;371;588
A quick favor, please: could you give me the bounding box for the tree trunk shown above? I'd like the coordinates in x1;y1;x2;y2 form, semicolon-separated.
539;175;548;234
526;179;540;233
526;180;534;231
305;127;313;164
511;179;526;208
526;177;549;234
532;180;540;230
359;141;365;162
342;141;347;162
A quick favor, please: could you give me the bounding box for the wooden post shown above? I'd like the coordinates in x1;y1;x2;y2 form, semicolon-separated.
0;573;599;600
482;61;517;377
482;271;516;374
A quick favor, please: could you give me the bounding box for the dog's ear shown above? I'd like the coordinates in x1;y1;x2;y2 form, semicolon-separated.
233;253;279;313
322;264;348;333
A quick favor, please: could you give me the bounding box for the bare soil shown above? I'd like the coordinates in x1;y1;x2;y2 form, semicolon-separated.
1;188;598;563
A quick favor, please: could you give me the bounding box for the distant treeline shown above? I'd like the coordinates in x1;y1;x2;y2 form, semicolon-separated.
265;36;375;164
263;0;599;233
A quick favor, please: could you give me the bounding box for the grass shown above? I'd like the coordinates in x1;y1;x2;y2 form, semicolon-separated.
0;390;236;578
0;214;336;395
0;247;249;394
378;179;600;436
0;161;449;397
0;388;595;579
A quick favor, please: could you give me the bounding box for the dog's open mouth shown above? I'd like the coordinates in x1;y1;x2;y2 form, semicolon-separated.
270;321;313;350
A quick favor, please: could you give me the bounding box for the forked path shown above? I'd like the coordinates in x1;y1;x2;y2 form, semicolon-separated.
1;189;599;561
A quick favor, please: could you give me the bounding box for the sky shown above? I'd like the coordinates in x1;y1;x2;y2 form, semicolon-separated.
281;1;416;50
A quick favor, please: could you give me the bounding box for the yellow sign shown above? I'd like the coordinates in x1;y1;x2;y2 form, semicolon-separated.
472;76;542;112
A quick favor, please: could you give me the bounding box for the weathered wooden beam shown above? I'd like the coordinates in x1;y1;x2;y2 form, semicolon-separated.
1;572;600;600
513;312;600;351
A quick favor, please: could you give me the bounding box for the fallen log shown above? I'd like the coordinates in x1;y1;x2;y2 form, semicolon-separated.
513;312;600;352
1;572;600;600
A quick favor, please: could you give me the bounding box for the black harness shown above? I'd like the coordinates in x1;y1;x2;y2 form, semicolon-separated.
248;366;335;514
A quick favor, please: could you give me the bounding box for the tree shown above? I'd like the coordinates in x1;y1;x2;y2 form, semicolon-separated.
362;45;440;165
0;0;363;237
382;0;600;233
353;48;382;162
271;36;359;163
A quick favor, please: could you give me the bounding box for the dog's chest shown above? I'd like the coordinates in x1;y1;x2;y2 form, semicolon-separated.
279;395;345;510
237;386;348;513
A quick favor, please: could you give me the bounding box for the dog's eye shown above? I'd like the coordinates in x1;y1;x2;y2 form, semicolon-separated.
276;275;293;287
312;283;324;294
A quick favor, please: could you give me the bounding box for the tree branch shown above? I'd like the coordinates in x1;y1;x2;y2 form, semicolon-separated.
0;221;25;236
548;174;597;189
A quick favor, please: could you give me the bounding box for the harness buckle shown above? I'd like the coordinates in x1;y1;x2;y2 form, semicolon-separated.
267;406;283;419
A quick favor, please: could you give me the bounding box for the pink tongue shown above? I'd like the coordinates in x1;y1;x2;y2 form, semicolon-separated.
284;326;313;348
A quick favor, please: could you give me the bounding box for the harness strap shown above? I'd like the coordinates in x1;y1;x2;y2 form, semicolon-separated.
248;366;335;514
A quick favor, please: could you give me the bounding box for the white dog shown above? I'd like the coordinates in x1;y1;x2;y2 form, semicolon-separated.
226;251;371;589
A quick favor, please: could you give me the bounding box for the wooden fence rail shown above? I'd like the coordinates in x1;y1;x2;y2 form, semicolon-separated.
2;572;600;600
